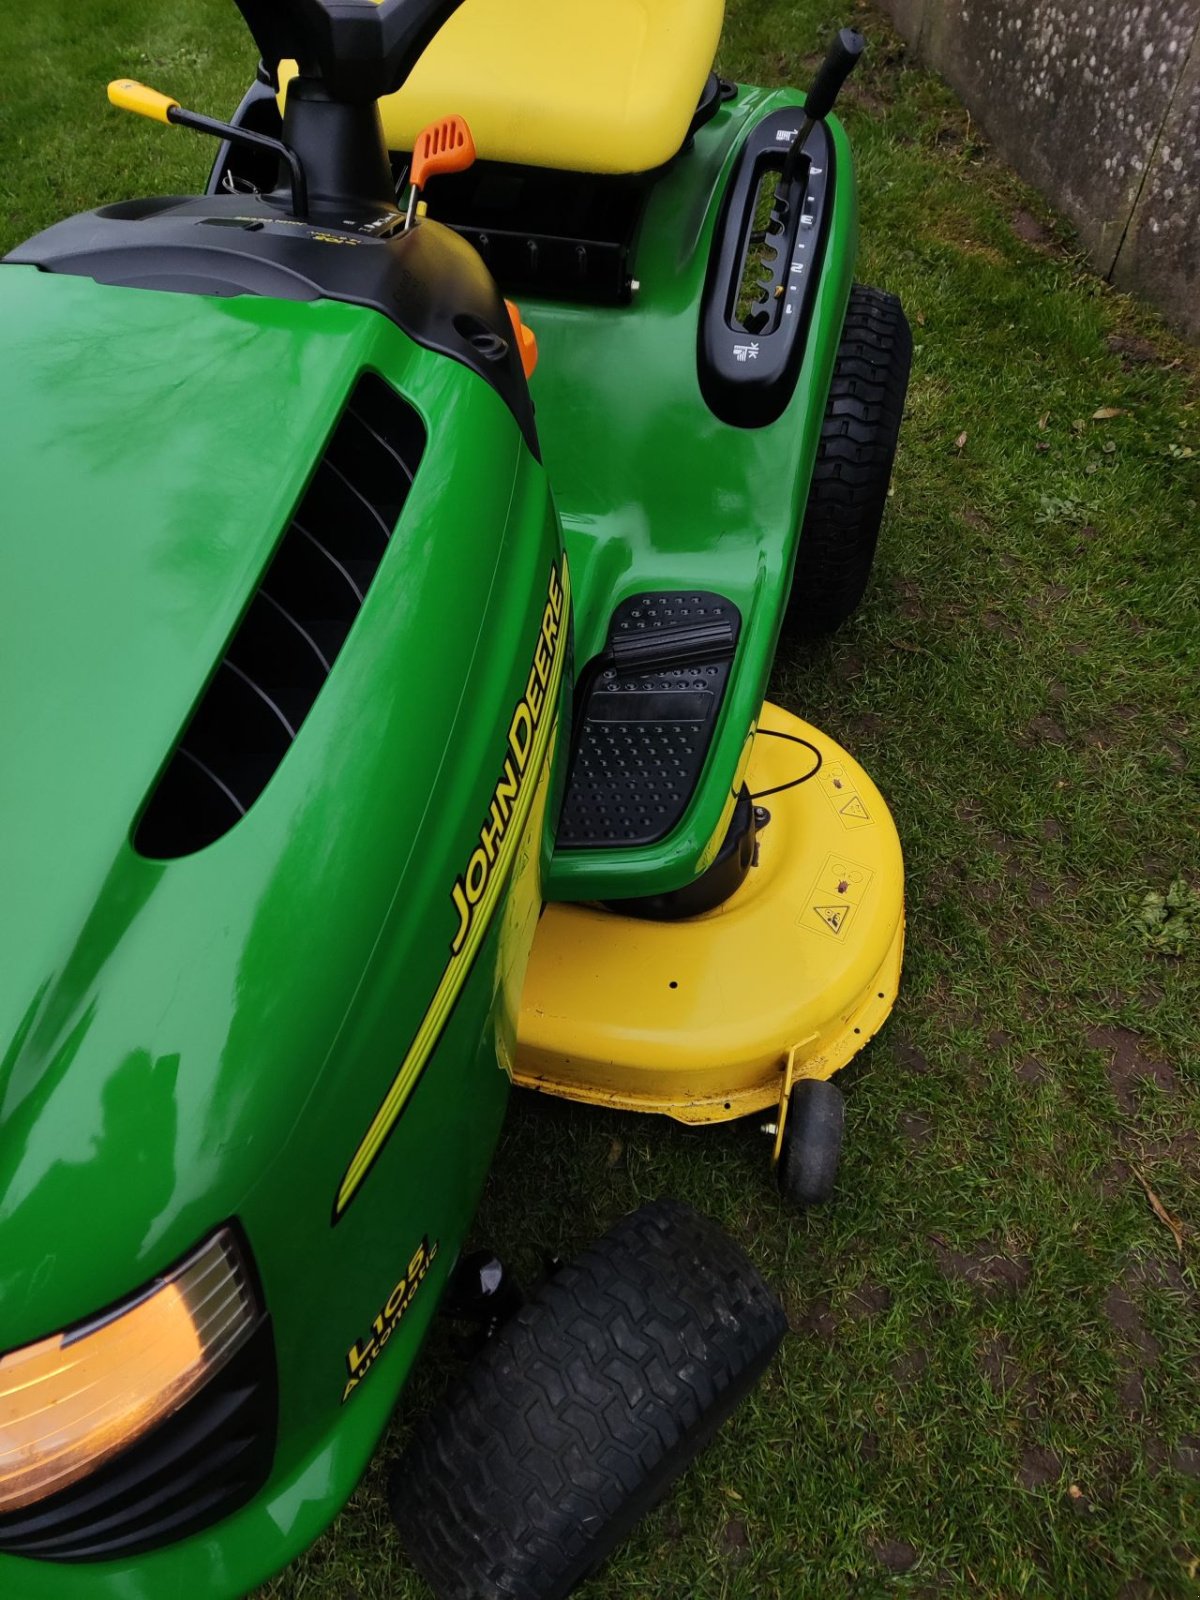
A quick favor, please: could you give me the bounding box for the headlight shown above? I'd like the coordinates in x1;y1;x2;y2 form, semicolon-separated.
0;1227;260;1513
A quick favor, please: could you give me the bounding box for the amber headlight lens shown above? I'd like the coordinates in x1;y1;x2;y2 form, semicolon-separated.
0;1227;259;1513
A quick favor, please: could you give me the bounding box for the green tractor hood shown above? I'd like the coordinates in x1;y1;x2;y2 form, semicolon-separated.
0;270;358;1041
0;266;555;1350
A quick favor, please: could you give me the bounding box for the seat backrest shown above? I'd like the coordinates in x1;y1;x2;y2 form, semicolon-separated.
280;0;727;175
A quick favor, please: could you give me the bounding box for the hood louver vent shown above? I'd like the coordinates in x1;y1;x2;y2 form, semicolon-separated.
135;373;425;860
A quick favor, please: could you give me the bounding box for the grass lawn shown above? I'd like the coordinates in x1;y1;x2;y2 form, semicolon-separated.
3;1;1198;1595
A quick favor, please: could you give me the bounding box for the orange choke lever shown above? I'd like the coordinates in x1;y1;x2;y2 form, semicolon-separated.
504;300;538;380
404;114;476;230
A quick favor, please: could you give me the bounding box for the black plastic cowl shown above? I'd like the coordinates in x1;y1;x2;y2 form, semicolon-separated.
603;786;758;921
4;194;539;458
280;76;395;210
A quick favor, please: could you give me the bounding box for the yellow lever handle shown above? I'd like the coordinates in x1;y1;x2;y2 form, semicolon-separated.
107;79;180;125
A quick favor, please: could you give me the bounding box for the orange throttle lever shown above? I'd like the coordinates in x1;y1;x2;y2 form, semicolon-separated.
404;114;476;230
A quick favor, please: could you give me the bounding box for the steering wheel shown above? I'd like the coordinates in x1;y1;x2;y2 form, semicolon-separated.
233;0;467;103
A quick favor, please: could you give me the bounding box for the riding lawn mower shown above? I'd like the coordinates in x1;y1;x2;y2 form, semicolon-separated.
0;1;911;1594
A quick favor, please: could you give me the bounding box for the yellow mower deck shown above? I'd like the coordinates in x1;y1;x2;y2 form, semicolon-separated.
515;704;904;1123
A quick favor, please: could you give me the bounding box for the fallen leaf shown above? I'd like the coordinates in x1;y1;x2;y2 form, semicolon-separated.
916;310;927;326
1131;1163;1186;1256
723;1487;743;1501
1092;406;1124;420
1038;412;1050;429
955;431;968;451
1103;439;1117;453
606;1138;624;1167
889;638;935;656
1036;441;1050;453
1071;418;1086;433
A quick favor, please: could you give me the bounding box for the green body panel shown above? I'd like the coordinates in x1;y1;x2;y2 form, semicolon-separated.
0;70;859;1600
0;268;567;1596
537;86;858;900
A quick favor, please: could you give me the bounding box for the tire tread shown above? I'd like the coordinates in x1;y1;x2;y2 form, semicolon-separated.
788;283;913;636
392;1200;786;1600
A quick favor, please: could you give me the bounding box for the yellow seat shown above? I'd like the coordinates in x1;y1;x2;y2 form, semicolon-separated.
281;0;725;176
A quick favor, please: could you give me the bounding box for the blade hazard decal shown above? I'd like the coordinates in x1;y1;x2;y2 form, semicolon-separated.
334;557;570;1222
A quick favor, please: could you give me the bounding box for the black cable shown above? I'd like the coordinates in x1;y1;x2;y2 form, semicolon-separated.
749;727;823;799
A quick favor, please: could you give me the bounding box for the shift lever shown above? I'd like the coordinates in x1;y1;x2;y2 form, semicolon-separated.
779;28;866;193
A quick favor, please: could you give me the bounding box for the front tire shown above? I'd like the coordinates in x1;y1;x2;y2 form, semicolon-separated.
786;283;912;637
391;1199;787;1600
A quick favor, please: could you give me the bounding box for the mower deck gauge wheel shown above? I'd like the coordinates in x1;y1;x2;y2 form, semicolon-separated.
777;1076;846;1207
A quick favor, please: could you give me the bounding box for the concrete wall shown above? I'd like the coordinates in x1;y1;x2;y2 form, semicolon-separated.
881;0;1199;338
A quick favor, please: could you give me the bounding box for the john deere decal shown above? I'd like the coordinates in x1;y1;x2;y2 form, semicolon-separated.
333;557;570;1222
450;559;565;956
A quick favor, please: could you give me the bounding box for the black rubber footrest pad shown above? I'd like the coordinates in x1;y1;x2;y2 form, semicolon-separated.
558;591;741;848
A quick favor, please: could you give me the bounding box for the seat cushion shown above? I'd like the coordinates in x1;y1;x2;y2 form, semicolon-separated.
280;0;725;176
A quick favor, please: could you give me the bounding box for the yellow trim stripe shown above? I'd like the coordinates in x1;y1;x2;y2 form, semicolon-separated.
335;560;571;1220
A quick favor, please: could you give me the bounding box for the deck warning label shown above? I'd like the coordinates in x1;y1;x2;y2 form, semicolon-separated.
814;904;851;934
803;854;875;940
819;762;873;830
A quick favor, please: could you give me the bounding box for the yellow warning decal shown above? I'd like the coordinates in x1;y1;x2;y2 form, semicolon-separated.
818;761;873;830
814;904;851;934
334;557;571;1222
802;852;875;939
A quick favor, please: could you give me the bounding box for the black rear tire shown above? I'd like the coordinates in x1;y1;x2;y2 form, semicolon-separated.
786;283;912;637
391;1199;787;1600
